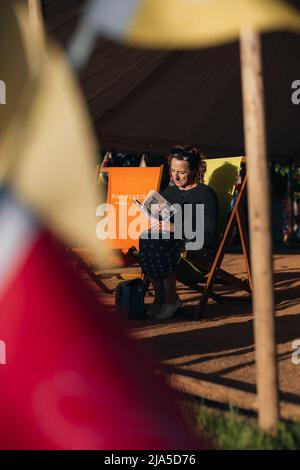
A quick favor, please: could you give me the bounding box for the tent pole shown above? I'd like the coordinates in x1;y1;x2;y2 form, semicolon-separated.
27;0;44;35
240;27;279;433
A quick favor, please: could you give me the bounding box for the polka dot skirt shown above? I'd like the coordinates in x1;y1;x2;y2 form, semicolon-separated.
139;230;185;279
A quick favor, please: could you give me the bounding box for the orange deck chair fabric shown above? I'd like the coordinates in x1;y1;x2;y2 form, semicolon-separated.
98;166;163;253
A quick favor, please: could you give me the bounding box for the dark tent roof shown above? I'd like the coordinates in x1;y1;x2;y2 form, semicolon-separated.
44;0;300;162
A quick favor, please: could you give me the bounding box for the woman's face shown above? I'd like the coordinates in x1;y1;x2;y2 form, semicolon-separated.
170;158;194;188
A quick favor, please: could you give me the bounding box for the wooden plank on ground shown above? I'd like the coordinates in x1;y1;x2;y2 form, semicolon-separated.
162;372;300;423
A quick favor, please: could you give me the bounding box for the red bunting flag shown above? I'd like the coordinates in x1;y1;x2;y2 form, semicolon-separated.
0;192;203;450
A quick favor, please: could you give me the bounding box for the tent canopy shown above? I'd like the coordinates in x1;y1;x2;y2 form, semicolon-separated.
44;0;300;162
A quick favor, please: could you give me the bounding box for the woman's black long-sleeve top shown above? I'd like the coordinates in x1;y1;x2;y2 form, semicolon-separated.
162;183;219;249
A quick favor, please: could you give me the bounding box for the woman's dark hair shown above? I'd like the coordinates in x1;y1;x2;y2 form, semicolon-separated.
167;144;207;184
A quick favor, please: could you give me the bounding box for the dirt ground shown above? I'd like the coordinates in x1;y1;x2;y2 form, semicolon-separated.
90;253;300;409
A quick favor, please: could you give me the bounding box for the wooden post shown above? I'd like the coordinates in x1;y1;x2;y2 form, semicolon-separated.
27;0;44;36
240;28;279;433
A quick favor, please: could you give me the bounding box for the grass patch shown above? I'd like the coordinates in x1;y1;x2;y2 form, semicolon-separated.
197;405;300;450
182;398;300;450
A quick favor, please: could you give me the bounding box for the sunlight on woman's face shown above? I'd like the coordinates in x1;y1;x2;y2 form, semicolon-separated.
170;158;194;188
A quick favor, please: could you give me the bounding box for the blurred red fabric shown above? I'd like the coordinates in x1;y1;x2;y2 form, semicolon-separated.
0;230;204;450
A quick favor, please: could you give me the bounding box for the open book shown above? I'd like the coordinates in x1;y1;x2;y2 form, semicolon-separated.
134;190;177;221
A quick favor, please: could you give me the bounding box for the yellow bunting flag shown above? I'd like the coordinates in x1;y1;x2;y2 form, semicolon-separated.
85;0;300;49
0;2;109;263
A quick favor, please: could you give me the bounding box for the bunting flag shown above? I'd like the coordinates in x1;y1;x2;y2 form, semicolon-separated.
0;3;204;448
0;2;109;265
0;190;202;449
81;0;300;49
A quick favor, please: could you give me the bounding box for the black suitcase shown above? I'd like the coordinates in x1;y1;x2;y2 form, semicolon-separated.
115;278;145;320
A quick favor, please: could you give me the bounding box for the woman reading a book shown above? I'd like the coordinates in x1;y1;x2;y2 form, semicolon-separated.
139;145;218;319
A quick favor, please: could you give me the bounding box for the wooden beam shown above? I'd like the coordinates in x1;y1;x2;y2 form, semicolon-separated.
27;0;44;36
162;372;300;423
240;28;279;433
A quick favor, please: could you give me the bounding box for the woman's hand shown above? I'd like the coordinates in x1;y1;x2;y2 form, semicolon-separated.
162;221;175;232
150;220;175;232
150;220;162;231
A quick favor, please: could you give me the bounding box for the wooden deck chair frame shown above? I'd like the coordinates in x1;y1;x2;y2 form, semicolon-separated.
183;172;252;318
71;164;164;294
68;163;117;294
